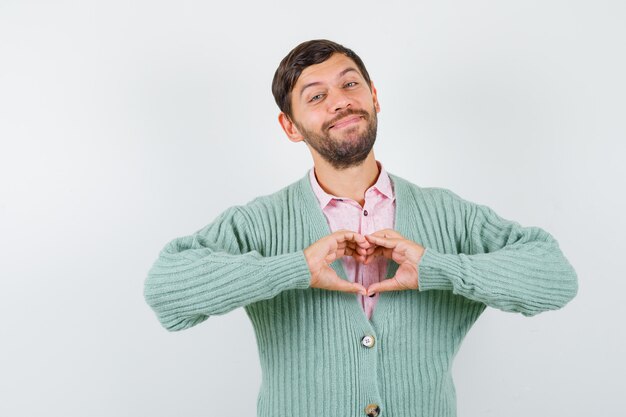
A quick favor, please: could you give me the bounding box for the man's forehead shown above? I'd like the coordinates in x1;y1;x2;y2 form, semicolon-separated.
295;54;363;86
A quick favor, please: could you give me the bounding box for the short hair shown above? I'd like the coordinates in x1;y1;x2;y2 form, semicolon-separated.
271;39;372;120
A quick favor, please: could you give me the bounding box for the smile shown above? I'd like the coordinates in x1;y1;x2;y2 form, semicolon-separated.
330;116;363;130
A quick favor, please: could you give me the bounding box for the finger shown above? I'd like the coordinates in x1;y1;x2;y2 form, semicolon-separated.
352;234;372;250
342;242;367;257
352;251;369;261
345;241;360;251
334;229;359;240
355;246;369;255
334;231;361;246
363;245;388;263
363;248;380;264
385;229;403;238
364;254;385;264
365;235;399;249
337;240;357;253
332;279;367;296
356;242;372;251
367;277;403;296
337;230;372;249
370;229;404;239
350;252;367;264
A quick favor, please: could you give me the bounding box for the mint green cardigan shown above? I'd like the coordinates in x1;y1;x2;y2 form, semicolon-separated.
144;172;577;417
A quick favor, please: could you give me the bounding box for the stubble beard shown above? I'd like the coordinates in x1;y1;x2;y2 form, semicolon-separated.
295;107;378;170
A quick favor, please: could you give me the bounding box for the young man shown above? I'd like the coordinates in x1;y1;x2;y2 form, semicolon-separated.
144;39;578;417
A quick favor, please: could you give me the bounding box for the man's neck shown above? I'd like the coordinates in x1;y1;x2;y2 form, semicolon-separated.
312;152;380;207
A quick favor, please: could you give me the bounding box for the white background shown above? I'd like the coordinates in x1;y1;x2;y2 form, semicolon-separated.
1;1;624;416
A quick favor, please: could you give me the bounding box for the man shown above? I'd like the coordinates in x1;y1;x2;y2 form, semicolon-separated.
144;39;578;417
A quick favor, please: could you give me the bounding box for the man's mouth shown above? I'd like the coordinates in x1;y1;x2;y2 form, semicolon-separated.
329;115;363;130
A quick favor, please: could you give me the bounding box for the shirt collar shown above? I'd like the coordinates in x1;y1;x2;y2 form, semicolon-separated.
372;161;394;200
308;160;395;209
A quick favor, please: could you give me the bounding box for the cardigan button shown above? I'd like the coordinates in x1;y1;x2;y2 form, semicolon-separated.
364;403;380;416
361;335;375;348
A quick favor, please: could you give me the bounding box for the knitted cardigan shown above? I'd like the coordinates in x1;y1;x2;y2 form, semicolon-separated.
144;171;578;417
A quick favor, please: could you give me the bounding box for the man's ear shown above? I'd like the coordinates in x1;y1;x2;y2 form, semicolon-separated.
370;81;381;113
278;112;305;143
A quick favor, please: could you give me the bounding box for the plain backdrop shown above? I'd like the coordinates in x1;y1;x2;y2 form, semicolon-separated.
1;1;624;416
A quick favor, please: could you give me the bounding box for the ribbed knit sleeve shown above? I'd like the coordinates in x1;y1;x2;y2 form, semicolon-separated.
417;190;578;317
144;206;311;331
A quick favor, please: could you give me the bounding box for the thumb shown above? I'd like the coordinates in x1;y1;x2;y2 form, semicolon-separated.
330;274;367;296
367;277;402;296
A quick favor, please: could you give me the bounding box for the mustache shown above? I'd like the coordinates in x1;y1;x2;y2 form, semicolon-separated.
323;109;370;131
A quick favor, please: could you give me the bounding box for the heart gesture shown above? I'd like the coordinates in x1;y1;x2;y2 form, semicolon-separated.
363;229;425;296
304;228;425;297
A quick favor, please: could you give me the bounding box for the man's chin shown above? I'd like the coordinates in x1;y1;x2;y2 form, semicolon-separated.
329;125;366;142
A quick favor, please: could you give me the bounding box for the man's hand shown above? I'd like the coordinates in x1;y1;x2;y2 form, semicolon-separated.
363;229;425;296
304;230;370;296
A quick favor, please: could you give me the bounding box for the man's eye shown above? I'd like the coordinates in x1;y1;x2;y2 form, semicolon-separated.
309;94;324;102
344;82;358;88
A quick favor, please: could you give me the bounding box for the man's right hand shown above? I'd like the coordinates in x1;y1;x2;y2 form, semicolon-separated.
304;230;370;296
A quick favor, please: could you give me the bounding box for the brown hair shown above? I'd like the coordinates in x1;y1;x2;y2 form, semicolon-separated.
271;39;372;120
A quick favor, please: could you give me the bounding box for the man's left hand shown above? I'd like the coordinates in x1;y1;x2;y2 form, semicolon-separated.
363;229;426;296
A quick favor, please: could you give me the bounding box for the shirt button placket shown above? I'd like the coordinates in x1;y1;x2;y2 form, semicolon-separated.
361;336;380;415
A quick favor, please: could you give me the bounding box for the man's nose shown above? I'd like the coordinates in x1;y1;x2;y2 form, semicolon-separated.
327;89;352;113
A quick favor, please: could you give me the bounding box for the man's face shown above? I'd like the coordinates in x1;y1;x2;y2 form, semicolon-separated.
282;53;381;170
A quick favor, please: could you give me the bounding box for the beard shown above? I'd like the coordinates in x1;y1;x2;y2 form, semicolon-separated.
295;107;378;170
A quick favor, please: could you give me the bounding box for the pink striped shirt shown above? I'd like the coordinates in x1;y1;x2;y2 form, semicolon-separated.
309;161;396;320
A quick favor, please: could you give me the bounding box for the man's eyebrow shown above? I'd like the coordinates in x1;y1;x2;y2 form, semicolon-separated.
299;67;360;98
